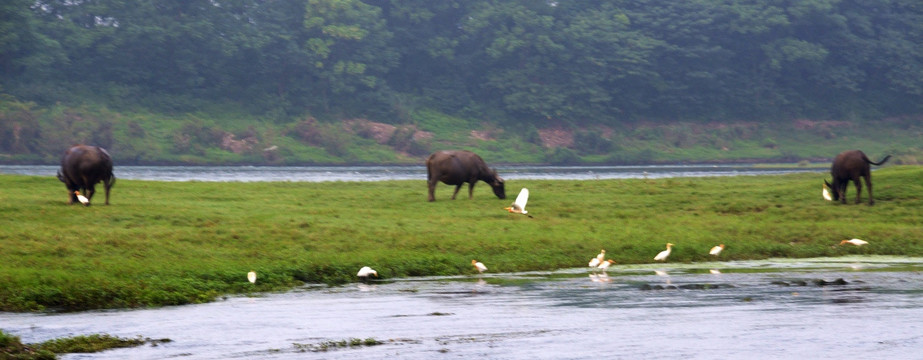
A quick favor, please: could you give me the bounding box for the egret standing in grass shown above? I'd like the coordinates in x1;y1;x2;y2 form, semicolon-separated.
840;238;869;246
654;243;674;261
471;259;487;273
822;185;833;201
357;266;378;279
74;191;90;205
505;188;530;216
709;244;725;256
247;270;257;284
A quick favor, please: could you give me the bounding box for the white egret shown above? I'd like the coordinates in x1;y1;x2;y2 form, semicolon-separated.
75;191;89;205
471;259;487;273
597;259;615;271
588;257;601;268
654;243;674;261
822;186;832;201
247;270;257;284
357;266;378;278
505;188;529;215
595;249;606;262
709;244;725;256
709;269;721;275
840;238;868;246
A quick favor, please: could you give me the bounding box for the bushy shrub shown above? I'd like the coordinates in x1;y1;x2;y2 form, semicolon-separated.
574;130;612;154
547;147;580;165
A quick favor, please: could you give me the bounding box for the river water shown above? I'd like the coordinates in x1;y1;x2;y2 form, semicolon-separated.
1;257;920;359
0;164;823;182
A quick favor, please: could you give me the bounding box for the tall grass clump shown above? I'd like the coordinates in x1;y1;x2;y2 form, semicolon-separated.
1;167;921;311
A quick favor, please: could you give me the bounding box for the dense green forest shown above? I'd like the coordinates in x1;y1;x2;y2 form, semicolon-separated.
1;0;921;165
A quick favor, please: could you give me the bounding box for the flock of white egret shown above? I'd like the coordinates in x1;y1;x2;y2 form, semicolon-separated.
242;236;870;283
240;185;869;284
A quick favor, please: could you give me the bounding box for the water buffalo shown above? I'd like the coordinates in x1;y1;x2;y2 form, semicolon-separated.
57;145;115;206
824;150;890;205
426;150;505;202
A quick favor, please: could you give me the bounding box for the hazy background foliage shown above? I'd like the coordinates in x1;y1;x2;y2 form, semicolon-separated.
1;0;921;164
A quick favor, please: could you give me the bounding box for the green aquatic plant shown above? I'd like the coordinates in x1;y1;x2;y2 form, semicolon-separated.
0;330;168;360
293;338;383;352
34;334;169;354
0;330;55;360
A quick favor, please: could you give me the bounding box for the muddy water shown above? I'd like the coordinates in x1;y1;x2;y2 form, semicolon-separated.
1;257;921;359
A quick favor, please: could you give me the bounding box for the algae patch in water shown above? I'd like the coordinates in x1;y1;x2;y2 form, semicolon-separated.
293;338;384;352
1;332;174;359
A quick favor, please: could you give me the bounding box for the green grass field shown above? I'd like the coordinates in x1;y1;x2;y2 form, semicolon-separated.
1;167;921;312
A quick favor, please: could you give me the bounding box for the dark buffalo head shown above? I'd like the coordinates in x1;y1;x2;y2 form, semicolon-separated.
823;179;840;201
488;168;506;199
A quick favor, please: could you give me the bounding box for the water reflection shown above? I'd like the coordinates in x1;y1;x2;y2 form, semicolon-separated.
0;257;920;360
0;164;823;182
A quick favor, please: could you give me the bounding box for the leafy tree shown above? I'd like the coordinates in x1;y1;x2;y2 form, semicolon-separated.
0;0;64;82
303;0;398;113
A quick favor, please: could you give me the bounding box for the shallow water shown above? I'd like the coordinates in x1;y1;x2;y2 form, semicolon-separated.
0;164;822;182
1;257;920;359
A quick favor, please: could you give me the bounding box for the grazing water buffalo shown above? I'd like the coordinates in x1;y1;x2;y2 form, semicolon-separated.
824;150;890;205
426;150;505;202
57;145;115;205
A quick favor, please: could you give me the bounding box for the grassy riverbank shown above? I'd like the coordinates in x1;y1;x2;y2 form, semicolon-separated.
1;167;921;312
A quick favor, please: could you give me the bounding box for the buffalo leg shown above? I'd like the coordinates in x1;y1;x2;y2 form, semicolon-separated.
427;180;437;202
451;184;462;200
854;179;863;204
87;185;95;204
864;175;874;205
468;182;475;199
65;181;78;204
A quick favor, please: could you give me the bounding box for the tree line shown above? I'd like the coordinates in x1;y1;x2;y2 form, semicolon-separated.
2;0;921;126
